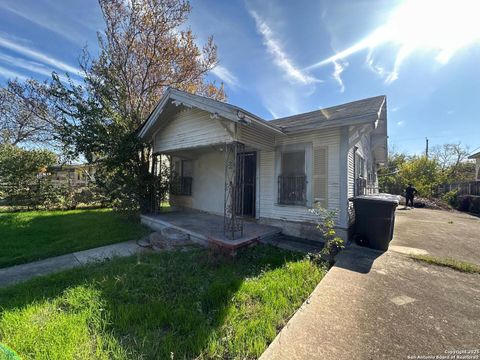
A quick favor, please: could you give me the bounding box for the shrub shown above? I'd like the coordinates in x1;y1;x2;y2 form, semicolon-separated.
441;190;458;207
309;205;345;266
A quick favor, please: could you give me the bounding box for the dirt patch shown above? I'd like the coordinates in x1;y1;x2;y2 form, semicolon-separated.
398;196;453;211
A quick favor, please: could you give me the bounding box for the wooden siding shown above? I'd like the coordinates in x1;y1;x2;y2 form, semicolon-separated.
258;128;341;223
238;123;275;151
347;128;378;197
153;108;233;153
313;147;328;207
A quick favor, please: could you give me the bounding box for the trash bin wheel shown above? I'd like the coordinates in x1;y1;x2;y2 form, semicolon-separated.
353;233;369;247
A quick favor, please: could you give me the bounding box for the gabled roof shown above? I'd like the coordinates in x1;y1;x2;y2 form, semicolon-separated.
270;95;386;133
138;88;387;141
468;151;480;159
138;88;284;139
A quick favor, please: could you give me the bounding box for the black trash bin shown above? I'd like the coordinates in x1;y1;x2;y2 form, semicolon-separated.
350;194;400;251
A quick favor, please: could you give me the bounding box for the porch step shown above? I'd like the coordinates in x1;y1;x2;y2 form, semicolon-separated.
261;234;324;253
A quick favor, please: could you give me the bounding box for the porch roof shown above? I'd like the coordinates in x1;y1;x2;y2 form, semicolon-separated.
468;151;480;159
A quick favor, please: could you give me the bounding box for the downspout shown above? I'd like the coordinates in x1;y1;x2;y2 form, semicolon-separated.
353;146;358;197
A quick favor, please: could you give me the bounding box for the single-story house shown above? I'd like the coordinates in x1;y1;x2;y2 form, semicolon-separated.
48;164;96;187
468;151;480;181
138;88;387;243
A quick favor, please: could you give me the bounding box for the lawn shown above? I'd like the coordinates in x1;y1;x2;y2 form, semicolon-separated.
0;245;326;359
0;209;149;268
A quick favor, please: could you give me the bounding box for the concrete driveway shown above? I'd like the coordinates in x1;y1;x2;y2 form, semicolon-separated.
261;208;480;360
391;208;480;263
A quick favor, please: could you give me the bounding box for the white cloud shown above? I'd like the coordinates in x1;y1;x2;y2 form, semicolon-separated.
0;2;95;45
249;10;320;85
332;60;347;92
0;52;81;85
397;120;405;127
307;0;480;84
0;33;80;75
211;65;239;89
0;65;28;81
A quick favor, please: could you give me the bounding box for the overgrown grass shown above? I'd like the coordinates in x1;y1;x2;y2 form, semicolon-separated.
411;254;480;274
0;209;149;268
0;245;325;359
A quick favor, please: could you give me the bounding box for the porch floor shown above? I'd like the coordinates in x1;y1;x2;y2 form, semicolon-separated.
141;210;281;251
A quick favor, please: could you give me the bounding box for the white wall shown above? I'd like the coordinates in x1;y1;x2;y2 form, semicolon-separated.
258;128;341;225
347;129;377;197
170;149;225;215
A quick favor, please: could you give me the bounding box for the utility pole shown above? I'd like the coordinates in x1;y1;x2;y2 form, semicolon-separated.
425;137;429;159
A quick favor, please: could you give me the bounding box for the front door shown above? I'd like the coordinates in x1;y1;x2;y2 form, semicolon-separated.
242;152;256;217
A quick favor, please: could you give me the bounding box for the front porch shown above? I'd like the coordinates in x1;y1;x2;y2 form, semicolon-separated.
141;209;281;252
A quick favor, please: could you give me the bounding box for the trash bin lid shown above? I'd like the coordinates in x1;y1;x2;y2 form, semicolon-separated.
349;193;401;204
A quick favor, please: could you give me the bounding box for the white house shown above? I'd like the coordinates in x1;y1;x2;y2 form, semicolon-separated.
468;151;480;181
138;88;387;244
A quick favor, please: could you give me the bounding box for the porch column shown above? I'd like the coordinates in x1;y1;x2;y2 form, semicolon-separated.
224;141;245;239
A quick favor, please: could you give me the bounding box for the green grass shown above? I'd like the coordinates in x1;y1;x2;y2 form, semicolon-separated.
411;254;480;274
0;209;149;268
0;245;325;359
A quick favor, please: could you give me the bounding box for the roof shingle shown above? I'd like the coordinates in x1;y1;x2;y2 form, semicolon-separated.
270;95;386;129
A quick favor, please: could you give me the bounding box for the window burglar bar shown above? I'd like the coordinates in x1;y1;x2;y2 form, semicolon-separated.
170;176;192;196
278;175;307;205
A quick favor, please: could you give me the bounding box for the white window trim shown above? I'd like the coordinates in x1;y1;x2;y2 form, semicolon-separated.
274;142;313;207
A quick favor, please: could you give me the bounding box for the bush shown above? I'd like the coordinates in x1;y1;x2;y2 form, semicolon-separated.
309;205;345;266
441;190;458;207
1;180;109;211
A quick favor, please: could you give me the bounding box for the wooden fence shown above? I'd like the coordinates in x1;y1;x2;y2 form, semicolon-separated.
436;181;480;197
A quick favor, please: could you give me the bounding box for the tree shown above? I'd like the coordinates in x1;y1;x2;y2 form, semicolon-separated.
397;156;442;196
378;152;407;194
0;79;61;147
0;143;57;206
49;0;225;211
431;143;475;182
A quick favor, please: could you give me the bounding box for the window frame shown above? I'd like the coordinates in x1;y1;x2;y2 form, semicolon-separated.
275;143;312;207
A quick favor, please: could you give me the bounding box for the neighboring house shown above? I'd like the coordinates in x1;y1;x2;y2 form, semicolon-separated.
48;164;96;187
138;88;387;240
468;151;480;181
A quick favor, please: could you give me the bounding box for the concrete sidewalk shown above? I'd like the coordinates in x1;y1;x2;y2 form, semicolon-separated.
261;208;480;359
0;241;143;288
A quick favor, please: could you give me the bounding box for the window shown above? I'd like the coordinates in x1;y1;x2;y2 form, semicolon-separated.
171;158;193;196
278;150;307;205
355;153;365;179
281;151;305;176
181;160;193;178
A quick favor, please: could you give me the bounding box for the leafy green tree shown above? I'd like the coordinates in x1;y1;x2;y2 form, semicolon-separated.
48;0;225;211
0;144;57;206
378;152;407;194
397;156;443;197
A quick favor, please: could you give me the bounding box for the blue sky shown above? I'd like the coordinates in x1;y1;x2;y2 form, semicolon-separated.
1;0;479;155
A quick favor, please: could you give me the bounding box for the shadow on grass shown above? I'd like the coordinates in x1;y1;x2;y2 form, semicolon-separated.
0;209;148;268
0;245;305;359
